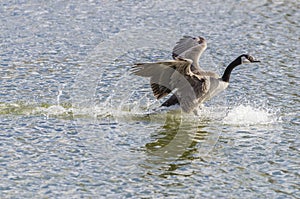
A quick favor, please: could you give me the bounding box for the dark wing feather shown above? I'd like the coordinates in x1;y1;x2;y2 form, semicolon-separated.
149;64;176;99
132;58;210;113
150;83;171;99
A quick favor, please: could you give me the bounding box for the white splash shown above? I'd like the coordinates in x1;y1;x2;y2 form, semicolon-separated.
223;104;275;126
33;105;70;117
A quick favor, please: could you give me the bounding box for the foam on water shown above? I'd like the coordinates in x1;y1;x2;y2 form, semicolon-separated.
0;79;279;127
0;100;278;127
223;104;276;126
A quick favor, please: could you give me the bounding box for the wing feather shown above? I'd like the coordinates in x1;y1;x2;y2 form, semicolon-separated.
132;59;191;99
172;36;207;69
170;70;209;113
172;36;197;58
132;57;210;113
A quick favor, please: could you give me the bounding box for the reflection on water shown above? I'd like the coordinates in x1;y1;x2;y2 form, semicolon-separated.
144;112;218;177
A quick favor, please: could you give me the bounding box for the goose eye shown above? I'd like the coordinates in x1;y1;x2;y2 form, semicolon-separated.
246;55;260;63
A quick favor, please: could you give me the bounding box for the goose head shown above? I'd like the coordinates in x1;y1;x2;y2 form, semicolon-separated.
241;54;260;64
196;36;207;44
222;54;260;82
196;36;207;51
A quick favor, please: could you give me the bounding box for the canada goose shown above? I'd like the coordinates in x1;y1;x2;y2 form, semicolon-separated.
131;36;260;113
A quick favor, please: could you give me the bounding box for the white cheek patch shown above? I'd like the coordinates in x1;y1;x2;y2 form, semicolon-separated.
242;57;251;64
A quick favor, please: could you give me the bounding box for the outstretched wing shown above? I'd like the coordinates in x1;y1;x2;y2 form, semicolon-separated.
132;59;192;99
172;36;207;68
132;58;210;113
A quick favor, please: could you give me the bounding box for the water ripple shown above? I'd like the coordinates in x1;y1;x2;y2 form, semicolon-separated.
0;0;299;198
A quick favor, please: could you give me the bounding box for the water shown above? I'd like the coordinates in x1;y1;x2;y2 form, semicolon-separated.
0;0;299;198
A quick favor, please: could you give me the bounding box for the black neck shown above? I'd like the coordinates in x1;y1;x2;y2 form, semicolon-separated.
221;55;243;82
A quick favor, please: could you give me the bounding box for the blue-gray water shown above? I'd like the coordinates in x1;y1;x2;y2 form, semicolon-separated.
0;0;299;198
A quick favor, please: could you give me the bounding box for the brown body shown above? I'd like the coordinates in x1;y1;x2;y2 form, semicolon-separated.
132;36;260;113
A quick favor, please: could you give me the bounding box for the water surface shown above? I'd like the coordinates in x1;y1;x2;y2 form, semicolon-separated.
0;0;299;198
